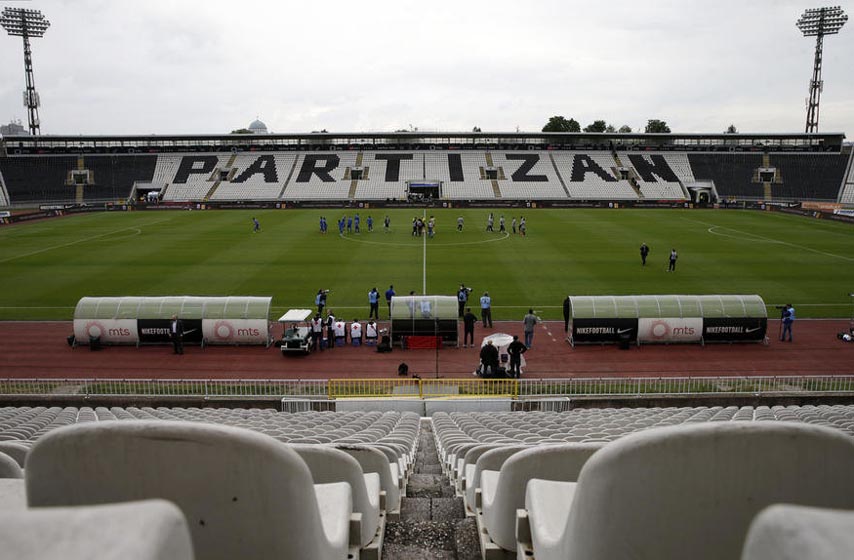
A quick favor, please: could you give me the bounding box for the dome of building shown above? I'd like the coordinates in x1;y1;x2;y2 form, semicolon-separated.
248;119;268;134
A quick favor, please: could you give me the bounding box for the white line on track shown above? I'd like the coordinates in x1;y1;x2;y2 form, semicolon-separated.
683;217;854;262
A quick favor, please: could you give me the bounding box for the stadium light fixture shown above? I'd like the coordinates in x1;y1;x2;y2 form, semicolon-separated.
1;7;51;135
797;6;847;134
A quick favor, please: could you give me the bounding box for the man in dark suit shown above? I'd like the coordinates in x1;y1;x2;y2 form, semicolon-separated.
170;315;184;355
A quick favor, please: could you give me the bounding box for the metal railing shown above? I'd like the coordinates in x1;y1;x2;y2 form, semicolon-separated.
2;376;854;400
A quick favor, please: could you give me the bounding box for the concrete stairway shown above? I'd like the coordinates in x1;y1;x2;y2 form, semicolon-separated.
382;419;480;560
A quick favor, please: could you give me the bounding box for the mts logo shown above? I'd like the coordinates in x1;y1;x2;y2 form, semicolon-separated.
237;328;260;337
672;327;695;335
108;328;131;337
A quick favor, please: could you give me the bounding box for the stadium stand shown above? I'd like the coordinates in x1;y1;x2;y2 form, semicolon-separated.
688;153;763;199
158;154;232;201
515;422;854;560
354;152;421;200
26;420;360;560
835;150;854;204
209;153;296;200
2;405;854;558
0;155;156;204
281;151;357;200
0;145;850;204
552;152;638;199
494;152;568;199
770;154;850;200
623;152;691;200
0;500;194;560
425;151;496;199
0;167;9;207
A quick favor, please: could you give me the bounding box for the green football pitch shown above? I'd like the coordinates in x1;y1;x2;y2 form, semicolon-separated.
0;208;852;321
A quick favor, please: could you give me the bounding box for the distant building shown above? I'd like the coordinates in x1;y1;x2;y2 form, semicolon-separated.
0;120;28;136
248;118;268;134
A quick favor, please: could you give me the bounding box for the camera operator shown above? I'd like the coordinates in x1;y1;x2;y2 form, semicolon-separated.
315;289;330;314
457;284;473;317
779;303;795;342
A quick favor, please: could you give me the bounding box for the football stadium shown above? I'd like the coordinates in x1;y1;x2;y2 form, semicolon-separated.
2;2;854;559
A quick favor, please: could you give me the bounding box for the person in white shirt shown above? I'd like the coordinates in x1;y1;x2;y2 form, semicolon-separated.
365;320;378;345
350;319;363;346
310;314;324;351
333;320;347;346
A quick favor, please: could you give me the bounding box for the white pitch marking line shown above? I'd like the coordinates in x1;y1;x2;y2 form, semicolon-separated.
683;217;854;262
0;224;154;264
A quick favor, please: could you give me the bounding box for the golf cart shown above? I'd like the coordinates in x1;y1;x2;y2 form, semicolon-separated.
277;309;314;355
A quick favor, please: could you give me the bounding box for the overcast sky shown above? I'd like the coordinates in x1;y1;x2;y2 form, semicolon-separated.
1;0;852;136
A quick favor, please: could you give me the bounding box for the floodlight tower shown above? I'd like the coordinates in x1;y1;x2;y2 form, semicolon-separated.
797;6;847;134
1;7;50;135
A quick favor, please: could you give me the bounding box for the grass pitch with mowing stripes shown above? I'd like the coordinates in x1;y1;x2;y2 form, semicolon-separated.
0;208;852;320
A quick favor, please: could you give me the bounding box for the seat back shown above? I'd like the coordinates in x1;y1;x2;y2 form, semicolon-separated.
0;500;193;560
26;420;348;560
564;422;854;560
0;451;23;479
741;504;854;560
466;444;528;509
485;442;602;550
335;444;400;514
0;442;29;468
291;444;380;547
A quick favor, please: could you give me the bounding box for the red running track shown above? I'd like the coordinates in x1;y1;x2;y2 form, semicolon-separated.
0;320;852;380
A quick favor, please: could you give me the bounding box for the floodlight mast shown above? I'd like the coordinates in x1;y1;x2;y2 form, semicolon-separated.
797;6;847;134
1;7;50;135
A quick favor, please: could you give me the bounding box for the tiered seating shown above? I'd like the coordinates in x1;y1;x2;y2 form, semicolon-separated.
624;152;691;200
0;406;420;524
82;155;158;201
770;154;849;200
552;152;638;199
494;152;567;199
0;155;157;204
158;154;232;201
424;151;495;199
353;152;421;200
210;153;296;200
516;422;854;560
432;405;854;558
0;156;78;204
281;152;356;200
839;156;854;203
0;500;194;560
0;169;9;207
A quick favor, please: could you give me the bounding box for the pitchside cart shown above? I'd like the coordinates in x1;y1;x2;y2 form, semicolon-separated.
390;295;459;348
566;294;768;347
277;309;314;355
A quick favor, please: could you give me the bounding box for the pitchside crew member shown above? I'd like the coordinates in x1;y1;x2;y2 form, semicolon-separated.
640;243;650;266
311;314;324;351
170;315;184;355
463;307;477;348
325;310;336;350
385;285;396;317
368;287;380;320
480;291;493;328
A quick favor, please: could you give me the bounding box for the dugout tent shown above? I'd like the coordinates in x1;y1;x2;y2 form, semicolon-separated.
567;294;767;346
73;296;272;346
390;295;458;347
